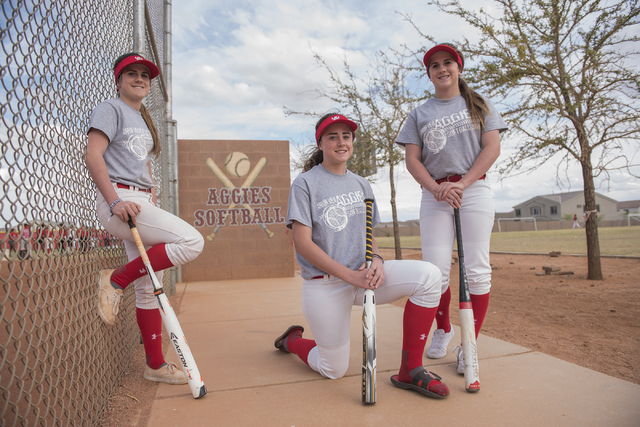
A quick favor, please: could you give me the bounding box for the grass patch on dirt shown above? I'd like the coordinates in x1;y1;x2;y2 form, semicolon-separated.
376;225;640;256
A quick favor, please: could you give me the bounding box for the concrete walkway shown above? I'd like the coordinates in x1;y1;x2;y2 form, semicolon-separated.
147;277;640;426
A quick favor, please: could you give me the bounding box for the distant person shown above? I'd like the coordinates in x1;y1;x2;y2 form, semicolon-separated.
275;112;450;399
397;43;508;376
85;52;204;385
573;214;580;228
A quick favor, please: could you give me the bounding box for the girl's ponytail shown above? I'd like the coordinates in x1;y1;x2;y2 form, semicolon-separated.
439;44;491;131
458;77;490;132
140;103;161;157
302;149;323;172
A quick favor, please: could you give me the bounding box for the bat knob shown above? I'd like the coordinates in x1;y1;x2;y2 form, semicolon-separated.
267;230;275;238
206;234;215;242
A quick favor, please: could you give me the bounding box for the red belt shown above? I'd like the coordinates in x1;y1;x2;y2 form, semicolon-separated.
311;274;335;280
435;174;485;184
116;183;152;193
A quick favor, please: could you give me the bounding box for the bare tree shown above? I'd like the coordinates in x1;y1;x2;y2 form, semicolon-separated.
402;0;640;279
285;47;429;260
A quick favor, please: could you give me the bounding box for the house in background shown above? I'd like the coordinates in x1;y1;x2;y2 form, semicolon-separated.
617;200;640;216
510;191;618;220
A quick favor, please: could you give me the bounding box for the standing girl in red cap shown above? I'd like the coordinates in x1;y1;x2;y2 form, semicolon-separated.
275;112;450;399
397;44;508;376
85;53;204;384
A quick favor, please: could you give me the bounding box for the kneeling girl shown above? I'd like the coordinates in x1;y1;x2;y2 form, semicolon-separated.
275;113;449;399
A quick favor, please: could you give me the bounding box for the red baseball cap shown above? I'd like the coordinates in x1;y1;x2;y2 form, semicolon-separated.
423;45;464;76
114;54;159;85
315;114;358;144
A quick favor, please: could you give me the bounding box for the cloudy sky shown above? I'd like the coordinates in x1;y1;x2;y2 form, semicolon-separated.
171;0;639;222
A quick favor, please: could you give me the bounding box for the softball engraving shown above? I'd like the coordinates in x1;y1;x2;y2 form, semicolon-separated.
224;151;251;177
205;157;274;240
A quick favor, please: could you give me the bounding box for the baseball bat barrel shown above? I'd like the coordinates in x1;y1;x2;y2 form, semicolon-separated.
453;209;470;303
240;157;268;188
127;219;207;399
205;157;236;189
362;198;376;404
453;209;480;392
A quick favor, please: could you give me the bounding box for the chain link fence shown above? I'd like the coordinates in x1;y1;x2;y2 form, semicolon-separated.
1;0;174;425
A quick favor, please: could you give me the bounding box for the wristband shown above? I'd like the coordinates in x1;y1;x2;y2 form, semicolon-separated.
109;198;123;215
372;253;384;263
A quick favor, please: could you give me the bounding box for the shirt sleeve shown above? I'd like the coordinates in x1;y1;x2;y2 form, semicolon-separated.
88;102;118;142
483;98;508;134
286;176;313;229
396;109;422;148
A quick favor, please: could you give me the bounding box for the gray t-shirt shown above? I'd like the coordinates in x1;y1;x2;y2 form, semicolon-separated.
396;94;507;181
287;164;381;280
88;98;155;189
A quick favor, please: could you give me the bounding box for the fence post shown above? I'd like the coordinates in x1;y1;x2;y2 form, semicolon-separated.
133;0;146;53
164;0;181;286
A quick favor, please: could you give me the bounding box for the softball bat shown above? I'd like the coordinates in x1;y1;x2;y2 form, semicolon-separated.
454;208;480;392
128;219;207;399
362;198;376;404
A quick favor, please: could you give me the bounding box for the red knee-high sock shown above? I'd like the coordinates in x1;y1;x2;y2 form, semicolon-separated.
470;292;490;338
398;300;437;382
111;244;174;290
286;329;316;366
136;307;165;369
434;287;452;333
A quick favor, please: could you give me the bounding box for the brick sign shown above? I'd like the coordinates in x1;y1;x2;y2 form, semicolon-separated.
178;140;293;281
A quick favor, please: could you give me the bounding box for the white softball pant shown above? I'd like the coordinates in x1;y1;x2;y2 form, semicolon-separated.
96;183;204;309
301;259;441;379
419;179;494;296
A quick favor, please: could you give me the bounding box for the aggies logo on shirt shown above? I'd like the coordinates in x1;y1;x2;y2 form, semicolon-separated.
317;191;366;232
123;127;153;160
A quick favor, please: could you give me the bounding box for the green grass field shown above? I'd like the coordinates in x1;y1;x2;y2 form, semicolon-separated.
375;226;640;256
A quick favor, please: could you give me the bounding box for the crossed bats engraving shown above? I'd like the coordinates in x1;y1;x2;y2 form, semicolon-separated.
204;157;274;241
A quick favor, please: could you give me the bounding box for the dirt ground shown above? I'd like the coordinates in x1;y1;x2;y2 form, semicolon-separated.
100;251;640;426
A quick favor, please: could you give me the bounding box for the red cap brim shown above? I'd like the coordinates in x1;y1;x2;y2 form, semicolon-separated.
315;114;358;143
423;45;463;74
114;55;160;85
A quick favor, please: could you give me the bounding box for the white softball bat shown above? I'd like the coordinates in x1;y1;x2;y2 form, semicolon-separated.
128;220;207;399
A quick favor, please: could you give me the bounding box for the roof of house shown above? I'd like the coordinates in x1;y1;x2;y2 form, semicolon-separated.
538;191;584;203
512;192;576;209
617;200;640;209
494;212;514;219
513;191;618;209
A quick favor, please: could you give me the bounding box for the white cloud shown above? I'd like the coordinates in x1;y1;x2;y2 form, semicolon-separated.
171;0;640;220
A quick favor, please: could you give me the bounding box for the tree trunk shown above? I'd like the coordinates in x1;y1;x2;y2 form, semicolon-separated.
580;156;603;280
389;162;402;260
